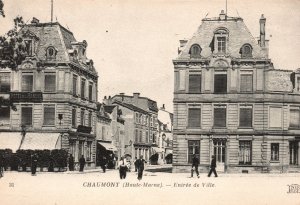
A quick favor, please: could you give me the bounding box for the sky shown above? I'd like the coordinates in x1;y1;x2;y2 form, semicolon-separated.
1;0;300;112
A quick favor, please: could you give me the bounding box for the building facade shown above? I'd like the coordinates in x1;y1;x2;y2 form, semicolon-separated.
0;18;98;168
173;11;300;173
103;93;158;163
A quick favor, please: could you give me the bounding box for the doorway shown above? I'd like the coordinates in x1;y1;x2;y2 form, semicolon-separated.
289;141;299;165
213;139;226;172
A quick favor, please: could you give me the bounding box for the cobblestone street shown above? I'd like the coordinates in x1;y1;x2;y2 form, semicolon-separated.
1;170;300;205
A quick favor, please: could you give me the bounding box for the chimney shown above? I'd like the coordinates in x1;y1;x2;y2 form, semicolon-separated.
178;39;188;54
31;17;40;24
219;10;226;20
103;96;108;105
119;93;124;101
133;92;140;105
161;104;165;110
259;14;266;47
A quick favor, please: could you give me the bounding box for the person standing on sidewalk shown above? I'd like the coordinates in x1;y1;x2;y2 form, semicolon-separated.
100;156;107;173
208;155;218;177
136;155;147;180
79;155;86;172
118;156;127;179
191;154;200;178
0;154;4;178
68;154;74;171
31;154;38;176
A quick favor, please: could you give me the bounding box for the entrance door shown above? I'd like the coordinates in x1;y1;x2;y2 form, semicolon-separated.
213;139;226;172
289;141;299;165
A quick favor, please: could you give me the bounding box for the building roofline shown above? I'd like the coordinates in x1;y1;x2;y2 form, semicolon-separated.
25;22;74;35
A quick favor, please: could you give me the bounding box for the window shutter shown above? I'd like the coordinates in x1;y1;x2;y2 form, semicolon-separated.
188;108;201;128
214;108;226;127
240;74;253;92
240;108;252;127
22;75;33;92
45;75;56;92
189;74;201;93
22;107;32;126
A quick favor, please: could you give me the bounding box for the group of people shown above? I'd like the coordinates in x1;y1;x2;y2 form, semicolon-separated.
118;155;147;180
191;154;218;178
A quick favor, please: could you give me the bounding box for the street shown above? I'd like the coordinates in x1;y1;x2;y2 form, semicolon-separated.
0;169;300;205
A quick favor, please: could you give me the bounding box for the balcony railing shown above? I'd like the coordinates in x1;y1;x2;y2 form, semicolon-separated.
10;92;43;103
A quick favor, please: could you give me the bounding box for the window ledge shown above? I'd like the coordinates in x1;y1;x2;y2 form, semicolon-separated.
238;127;253;129
269;160;280;163
288;127;300;130
42;125;56;127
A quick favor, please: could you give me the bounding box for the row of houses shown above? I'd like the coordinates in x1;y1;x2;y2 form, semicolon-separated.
0;18;173;169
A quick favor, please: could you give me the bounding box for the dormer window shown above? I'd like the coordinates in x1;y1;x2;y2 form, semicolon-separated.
212;28;229;54
240;44;253;58
189;44;202;58
24;40;33;56
46;46;57;60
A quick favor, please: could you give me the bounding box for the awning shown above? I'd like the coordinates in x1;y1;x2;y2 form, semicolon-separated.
98;142;117;151
20;133;61;150
0;132;23;152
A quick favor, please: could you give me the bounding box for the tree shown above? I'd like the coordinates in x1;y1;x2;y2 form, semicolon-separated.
0;0;5;17
0;16;27;70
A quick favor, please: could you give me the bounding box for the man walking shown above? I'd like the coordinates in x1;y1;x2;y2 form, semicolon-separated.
191;154;200;178
100;156;107;173
208;155;218;177
118;156;127;179
79;155;86;172
136;155;147;180
0;154;4;178
31;154;38;176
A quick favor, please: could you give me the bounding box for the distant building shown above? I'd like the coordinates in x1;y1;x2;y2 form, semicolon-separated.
173;11;300;173
103;93;158;164
0;18;98;168
157;104;173;164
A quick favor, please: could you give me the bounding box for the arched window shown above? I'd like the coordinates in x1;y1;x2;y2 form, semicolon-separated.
46;46;57;60
189;44;202;58
240;44;253;58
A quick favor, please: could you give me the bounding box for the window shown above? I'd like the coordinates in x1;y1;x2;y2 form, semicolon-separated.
240;74;253;92
145;131;148;143
239;107;252;128
86;142;92;161
269;107;282;128
102;126;106;140
178;69;186;91
139;130;143;143
189;74;201;93
217;37;226;53
21;107;33;126
239;141;252;165
214;106;226;128
46;47;57;60
153;133;156;143
43;105;55;126
290;108;300;128
271;143;279;161
240;44;253;58
135;113;139;124
0;73;10;92
188;140;200;163
44;74;56;92
135;129;138;142
24;40;33;56
289;141;298;165
214;73;227;93
297;77;300;92
190;44;201;58
73;75;77;96
21;75;33;92
72;108;76;128
188;108;201;128
0;107;10;124
88;82;93;101
69;140;76;159
150;116;153;127
78;141;84;160
88;111;92;127
81;79;86;98
81;109;85;126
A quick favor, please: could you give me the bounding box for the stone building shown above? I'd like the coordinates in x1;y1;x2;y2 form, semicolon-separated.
173;11;300;173
103;93;158;163
0;18;98;168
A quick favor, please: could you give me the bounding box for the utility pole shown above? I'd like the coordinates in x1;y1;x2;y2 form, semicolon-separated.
51;0;53;23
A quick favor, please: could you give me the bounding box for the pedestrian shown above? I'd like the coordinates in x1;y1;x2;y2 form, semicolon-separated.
79;155;86;172
118;156;127;179
191;154;200;178
136;155;147;180
31;154;38;176
134;157;138;172
208;155;218;177
0;154;4;178
68;154;74;171
100;156;107;173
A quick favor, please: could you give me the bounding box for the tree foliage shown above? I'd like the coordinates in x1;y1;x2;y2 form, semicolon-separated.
0;16;27;70
0;0;5;17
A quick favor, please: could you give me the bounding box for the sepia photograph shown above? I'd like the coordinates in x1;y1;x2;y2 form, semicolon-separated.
0;0;300;204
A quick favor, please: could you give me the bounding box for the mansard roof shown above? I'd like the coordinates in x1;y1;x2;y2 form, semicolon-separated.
177;13;267;60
